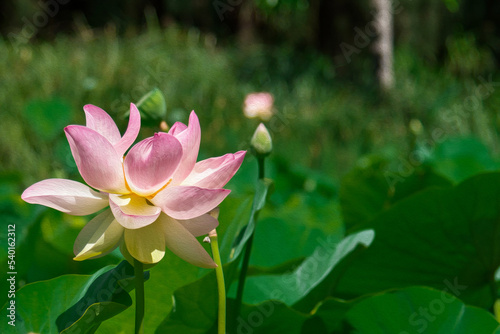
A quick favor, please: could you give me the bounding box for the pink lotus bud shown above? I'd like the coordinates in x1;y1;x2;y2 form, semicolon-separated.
243;92;274;121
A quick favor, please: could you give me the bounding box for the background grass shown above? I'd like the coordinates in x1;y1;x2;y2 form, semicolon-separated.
1;24;499;189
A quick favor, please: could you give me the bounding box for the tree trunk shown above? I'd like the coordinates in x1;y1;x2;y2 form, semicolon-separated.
238;0;255;46
372;0;394;91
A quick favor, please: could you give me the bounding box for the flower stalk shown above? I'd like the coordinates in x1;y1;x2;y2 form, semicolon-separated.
234;230;255;320
234;140;268;327
134;259;145;334
209;229;226;334
257;156;265;180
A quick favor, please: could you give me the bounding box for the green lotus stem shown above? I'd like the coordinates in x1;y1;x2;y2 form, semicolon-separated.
234;231;255;320
134;259;145;334
210;230;226;334
234;155;266;326
258;156;265;180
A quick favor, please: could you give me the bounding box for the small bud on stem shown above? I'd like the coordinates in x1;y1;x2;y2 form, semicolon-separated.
250;123;272;158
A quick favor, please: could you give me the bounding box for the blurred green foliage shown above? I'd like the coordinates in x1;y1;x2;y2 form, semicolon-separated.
1;24;499;185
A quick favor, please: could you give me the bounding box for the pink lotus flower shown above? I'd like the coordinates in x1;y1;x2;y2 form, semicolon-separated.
243;92;274;121
22;104;245;267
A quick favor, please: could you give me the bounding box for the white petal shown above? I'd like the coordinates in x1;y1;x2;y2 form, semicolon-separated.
73;209;124;261
176;214;219;237
161;214;216;268
124;218;166;264
21;178;108;215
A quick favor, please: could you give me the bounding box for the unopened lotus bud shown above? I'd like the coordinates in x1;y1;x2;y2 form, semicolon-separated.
251;123;272;157
135;88;167;127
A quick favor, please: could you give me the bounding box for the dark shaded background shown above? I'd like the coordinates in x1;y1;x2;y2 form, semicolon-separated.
1;0;500;69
